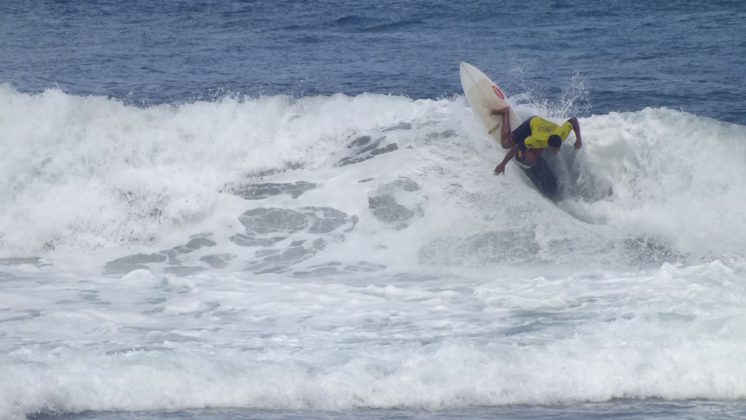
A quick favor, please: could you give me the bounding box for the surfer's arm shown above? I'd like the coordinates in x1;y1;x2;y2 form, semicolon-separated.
494;145;519;176
491;106;513;143
568;117;582;149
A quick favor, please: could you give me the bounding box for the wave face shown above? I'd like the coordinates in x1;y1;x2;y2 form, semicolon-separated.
2;88;746;419
1;87;745;268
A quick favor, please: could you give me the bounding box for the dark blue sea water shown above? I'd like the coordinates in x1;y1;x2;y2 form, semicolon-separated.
3;0;746;122
2;1;746;420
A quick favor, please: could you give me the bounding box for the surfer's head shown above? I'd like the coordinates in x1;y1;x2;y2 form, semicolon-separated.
548;135;562;154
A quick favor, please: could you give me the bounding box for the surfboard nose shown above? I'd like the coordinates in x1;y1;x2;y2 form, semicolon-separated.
460;61;470;70
459;62;473;79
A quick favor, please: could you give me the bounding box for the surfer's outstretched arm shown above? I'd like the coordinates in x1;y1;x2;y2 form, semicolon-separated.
568;116;582;149
494;145;519;176
491;106;513;145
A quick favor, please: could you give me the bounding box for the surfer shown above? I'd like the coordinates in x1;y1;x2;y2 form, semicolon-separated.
490;106;582;175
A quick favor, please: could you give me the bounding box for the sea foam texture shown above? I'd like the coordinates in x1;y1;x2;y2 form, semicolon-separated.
2;87;746;419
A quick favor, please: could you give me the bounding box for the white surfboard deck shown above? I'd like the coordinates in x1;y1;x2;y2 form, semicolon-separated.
459;62;522;149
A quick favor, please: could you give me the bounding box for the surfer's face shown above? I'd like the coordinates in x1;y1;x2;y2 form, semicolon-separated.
549;146;561;155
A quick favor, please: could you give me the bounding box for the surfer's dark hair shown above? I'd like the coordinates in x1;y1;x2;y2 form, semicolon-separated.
548;135;562;148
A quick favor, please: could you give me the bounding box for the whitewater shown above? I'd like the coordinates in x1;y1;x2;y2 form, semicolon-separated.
1;85;746;419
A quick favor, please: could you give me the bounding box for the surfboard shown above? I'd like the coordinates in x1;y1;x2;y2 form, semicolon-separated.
460;62;560;201
459;62;522;149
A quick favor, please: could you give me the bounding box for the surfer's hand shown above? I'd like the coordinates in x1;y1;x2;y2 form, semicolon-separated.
494;163;506;176
491;106;508;115
574;138;582;150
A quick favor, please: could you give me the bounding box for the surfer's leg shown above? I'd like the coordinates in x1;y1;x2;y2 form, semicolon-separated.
490;107;514;148
511;118;533;146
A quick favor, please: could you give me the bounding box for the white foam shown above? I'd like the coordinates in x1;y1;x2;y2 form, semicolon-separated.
3;261;746;419
565;108;746;257
0;87;431;255
2;87;745;266
3;88;746;418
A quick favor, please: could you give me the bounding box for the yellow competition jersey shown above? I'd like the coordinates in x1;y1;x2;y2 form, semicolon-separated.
523;117;573;150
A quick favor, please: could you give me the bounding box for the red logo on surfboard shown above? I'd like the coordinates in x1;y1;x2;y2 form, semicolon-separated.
491;85;505;100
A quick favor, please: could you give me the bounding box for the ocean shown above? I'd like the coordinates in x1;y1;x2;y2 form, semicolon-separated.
2;1;746;419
